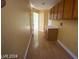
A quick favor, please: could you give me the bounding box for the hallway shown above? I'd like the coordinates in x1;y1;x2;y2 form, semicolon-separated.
26;31;73;59
1;0;78;59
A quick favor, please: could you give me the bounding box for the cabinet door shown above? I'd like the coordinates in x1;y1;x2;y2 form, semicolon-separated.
50;8;54;19
48;29;58;41
54;4;58;20
73;0;78;19
51;7;54;19
58;0;64;20
50;8;52;19
63;0;72;19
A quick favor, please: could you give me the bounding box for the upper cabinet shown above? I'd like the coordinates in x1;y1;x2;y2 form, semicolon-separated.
73;0;78;19
52;7;54;19
50;8;54;19
63;0;72;19
58;0;63;20
49;0;78;20
50;8;52;19
53;4;58;20
50;8;52;15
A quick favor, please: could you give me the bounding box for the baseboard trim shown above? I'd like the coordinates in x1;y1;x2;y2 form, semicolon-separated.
57;40;78;59
24;34;32;59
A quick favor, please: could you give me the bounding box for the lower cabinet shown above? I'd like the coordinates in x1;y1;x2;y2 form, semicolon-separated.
48;29;58;41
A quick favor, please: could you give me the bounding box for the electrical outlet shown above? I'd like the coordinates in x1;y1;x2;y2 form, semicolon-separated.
60;22;63;26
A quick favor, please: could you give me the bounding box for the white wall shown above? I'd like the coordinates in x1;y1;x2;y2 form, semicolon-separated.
51;20;78;57
1;0;31;59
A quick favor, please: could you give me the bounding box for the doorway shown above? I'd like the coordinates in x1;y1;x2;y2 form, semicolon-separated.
32;12;39;48
33;12;39;32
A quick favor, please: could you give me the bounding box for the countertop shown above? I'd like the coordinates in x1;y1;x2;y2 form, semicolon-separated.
48;26;59;29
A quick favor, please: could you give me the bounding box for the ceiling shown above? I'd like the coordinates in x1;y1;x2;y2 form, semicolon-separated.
30;0;60;10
